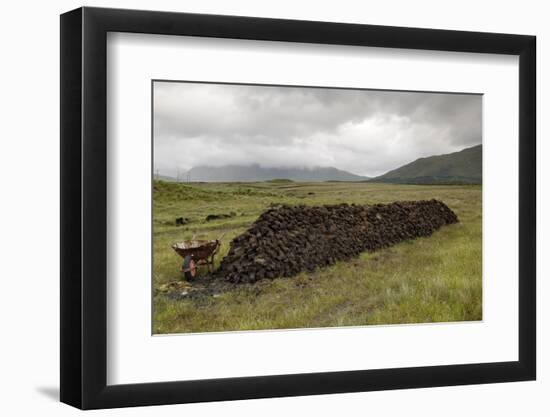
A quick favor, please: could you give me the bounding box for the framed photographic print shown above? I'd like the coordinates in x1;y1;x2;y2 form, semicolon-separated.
60;7;536;409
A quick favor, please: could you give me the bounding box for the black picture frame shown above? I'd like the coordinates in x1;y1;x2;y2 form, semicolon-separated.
60;6;536;410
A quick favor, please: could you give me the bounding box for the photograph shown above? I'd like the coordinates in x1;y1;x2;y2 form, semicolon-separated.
152;80;483;334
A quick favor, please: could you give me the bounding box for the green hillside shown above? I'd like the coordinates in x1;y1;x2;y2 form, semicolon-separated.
371;144;482;185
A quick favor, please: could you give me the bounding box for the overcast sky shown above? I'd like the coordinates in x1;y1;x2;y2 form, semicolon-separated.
153;81;481;178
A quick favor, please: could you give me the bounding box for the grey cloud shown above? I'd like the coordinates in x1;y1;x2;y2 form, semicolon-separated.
153;81;481;177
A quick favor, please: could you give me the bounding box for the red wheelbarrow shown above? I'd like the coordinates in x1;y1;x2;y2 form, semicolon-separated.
172;236;222;281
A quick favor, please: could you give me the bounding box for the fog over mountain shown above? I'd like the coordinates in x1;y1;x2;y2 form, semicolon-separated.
154;81;482;178
187;164;369;182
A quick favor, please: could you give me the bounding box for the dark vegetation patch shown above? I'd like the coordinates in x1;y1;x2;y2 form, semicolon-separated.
266;178;294;183
205;212;237;221
231;187;280;197
175;217;190;226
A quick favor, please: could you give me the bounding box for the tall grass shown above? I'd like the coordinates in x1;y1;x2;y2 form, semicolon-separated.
153;181;482;334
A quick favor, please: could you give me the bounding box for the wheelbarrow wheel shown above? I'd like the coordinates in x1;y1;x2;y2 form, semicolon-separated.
182;256;197;281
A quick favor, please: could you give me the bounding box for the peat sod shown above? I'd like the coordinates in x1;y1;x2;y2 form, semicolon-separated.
216;200;458;284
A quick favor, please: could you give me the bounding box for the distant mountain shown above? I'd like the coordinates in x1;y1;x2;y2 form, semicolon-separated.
155;174;177;182
370;144;482;185
187;164;369;182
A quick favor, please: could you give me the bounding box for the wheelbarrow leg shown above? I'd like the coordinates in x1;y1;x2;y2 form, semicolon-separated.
208;254;215;272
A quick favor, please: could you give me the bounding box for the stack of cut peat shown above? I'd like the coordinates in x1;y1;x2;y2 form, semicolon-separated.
216;200;458;284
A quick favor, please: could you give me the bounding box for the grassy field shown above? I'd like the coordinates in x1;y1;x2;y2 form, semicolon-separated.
153;180;482;334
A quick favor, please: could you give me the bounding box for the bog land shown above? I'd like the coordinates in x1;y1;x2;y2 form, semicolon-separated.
153;180;482;334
